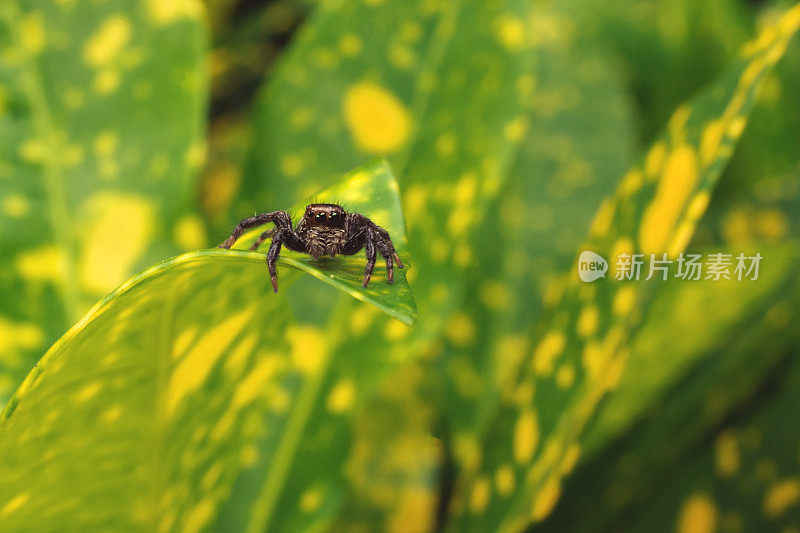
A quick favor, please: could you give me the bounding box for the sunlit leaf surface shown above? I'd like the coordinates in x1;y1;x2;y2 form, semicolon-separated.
0;160;415;530
224;159;416;326
0;0;208;405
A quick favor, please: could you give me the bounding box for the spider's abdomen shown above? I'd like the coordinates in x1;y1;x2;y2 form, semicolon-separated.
305;227;347;259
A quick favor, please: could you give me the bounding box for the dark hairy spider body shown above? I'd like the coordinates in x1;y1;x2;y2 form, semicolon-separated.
219;203;403;292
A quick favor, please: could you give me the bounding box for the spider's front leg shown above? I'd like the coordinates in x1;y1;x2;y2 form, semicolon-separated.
218;211;292;249
342;214;404;288
265;228;305;292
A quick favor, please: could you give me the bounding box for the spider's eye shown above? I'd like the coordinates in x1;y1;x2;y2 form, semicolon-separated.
329;213;339;222
315;212;327;222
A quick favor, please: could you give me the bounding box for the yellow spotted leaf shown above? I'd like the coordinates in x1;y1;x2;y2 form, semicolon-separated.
0;0;208;405
448;4;800;531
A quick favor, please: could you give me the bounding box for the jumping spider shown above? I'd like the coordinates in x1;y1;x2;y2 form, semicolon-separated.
219;203;404;292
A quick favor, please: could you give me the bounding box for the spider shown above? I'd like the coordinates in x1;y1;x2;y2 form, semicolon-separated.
219;203;404;292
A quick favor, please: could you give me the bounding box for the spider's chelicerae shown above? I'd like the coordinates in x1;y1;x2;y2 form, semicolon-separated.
219;203;404;292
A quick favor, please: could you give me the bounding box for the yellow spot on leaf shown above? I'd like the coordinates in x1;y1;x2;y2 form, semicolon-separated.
344;82;410;153
756;208;788;240
79;194;154;294
280;153;304;177
577;306;599;337
639;145;698;255
20;14;45;53
532;476;561;522
495;464;515;496
446;313;476;346
454;433;481;473
339;34;362;56
714;430;740;478
0;492;29;517
589;199;615;237
16;245;64;283
613;286;637;316
555;364;575;389
479;281;511;311
496;16;525;49
385;319;410;340
299;487;323;512
389;45;414;69
582;341;608;379
678;493;717;533
470;476;491;513
167;306;255;415
84;16;131;67
700;119;725;166
327;379;355;413
94;69;121;94
513;409;538;464
183;497;214;533
533;331;565;376
288;326;328;375
74;383;102;402
504;116;529;142
147;0;202;25
20;139;46;163
644;142;666;178
232;346;280;409
763;478;800;518
2;195;30;218
174;215;206;250
94;131;118;156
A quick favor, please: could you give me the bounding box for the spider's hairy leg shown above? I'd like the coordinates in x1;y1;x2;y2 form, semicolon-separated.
266;234;283;292
264;229;306;292
218;211;292;249
363;239;377;288
372;226;401;284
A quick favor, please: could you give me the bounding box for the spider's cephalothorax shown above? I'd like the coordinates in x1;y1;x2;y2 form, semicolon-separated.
219;203;404;292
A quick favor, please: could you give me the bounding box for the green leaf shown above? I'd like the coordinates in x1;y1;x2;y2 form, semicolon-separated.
538;240;800;532
0;160;414;530
229;0;540;528
437;0;636;440
616;349;800;532
223;158;416;326
0;0;208;405
447;4;800;531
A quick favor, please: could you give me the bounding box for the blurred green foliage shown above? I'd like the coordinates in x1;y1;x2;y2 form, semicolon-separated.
1;0;800;531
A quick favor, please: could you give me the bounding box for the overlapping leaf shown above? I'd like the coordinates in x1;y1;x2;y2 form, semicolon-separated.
620;349;800;531
0;0;208;405
228;0;540;529
223;159;416;325
437;0;635;440
447;4;800;531
0;160;414;530
540;241;800;532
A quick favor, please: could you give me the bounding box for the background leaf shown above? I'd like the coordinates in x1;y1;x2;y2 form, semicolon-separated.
447;5;800;531
0;0;208;405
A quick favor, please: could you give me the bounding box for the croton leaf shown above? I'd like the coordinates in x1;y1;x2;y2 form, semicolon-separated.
0;160;414;530
222;158;416;326
227;0;540;529
447;4;800;531
0;0;208;405
540;240;800;532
